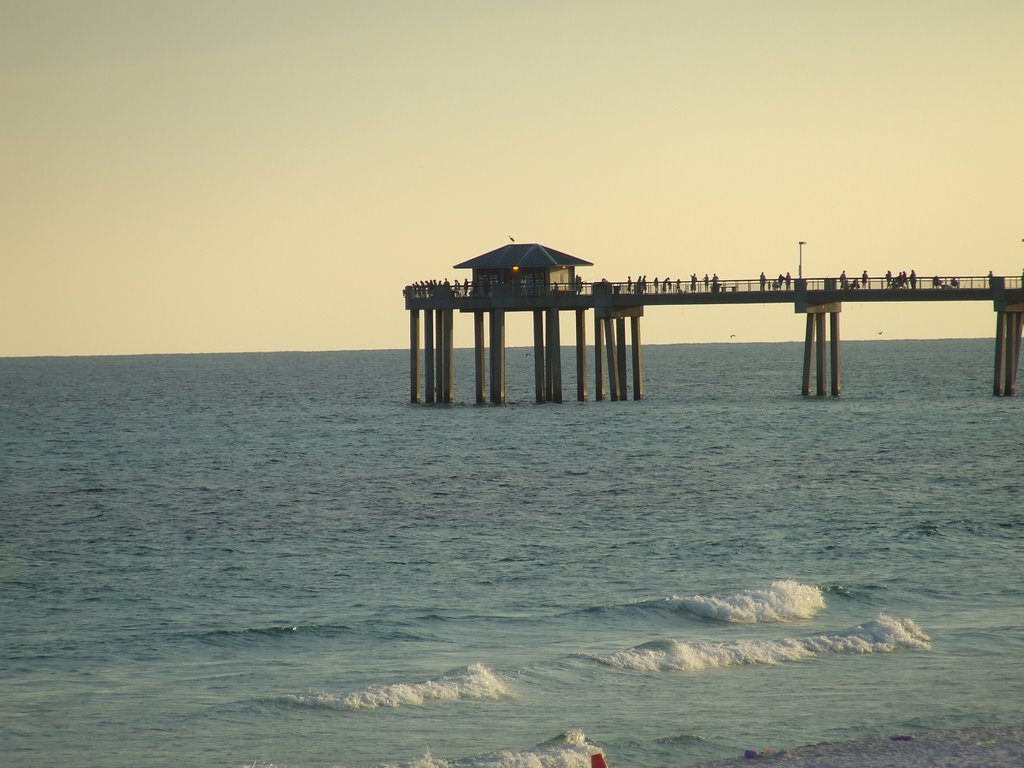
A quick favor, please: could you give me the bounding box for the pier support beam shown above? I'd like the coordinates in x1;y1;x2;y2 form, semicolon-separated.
631;316;644;400
546;308;563;403
533;310;546;403
994;311;1006;396
576;309;588;401
829;311;842;396
994;305;1024;396
1015;312;1024;395
424;309;435;404
603;317;621;400
474;311;486;404
815;313;826;396
440;309;454;403
616;318;627;399
594;307;643;401
410;310;421;403
800;303;841;397
801;315;814;397
489;308;506;405
434;310;444;402
1006;314;1018;396
1013;312;1024;395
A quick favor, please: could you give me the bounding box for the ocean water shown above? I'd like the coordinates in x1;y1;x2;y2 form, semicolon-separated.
2;339;1022;768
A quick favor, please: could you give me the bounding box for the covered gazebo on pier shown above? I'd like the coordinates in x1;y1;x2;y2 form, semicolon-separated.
453;243;592;294
406;242;646;404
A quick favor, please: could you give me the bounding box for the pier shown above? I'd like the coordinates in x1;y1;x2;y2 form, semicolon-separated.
404;243;1024;403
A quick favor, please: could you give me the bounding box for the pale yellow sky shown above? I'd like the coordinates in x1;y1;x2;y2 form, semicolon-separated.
2;0;1022;356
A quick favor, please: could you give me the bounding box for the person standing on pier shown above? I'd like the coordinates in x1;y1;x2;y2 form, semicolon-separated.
760;272;767;291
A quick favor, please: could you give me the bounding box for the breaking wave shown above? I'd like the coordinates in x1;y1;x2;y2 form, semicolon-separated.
676;580;826;623
375;729;599;768
277;663;513;711
586;614;931;672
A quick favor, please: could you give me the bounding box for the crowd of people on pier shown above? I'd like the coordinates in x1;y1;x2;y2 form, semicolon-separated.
758;272;793;291
626;275;690;294
626;273;755;293
612;269;992;294
623;269;974;293
404;278;495;299
627;271;796;293
404;279;454;299
404;278;508;299
838;268;967;290
406;269;1019;300
617;271;944;293
403;274;586;299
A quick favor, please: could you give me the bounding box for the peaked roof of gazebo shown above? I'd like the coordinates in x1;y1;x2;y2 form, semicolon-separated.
453;243;593;270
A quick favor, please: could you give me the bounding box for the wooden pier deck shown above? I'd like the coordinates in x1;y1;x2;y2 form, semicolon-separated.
405;271;1024;403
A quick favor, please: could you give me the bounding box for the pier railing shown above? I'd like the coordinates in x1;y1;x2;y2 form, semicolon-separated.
405;274;1020;301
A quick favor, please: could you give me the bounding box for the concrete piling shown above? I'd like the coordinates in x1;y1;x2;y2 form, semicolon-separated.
410;310;421;403
533;310;545;404
576;309;588;402
474;311;486;404
801;303;841;397
424;309;435;404
489;309;506;404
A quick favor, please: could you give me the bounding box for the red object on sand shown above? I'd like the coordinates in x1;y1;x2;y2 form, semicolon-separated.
592;754;609;768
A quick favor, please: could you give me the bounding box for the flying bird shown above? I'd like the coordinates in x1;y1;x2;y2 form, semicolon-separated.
509;236;515;242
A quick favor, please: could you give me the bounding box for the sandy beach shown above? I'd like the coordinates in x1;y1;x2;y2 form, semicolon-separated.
689;723;1024;768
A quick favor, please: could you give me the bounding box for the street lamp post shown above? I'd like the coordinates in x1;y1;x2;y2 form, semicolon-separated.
799;241;806;280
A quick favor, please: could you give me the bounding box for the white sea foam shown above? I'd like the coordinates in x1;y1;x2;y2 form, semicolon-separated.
678;580;826;623
287;663;513;711
378;729;598;768
590;614;931;672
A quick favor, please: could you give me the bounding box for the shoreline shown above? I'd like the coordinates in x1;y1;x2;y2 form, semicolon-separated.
687;723;1024;768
